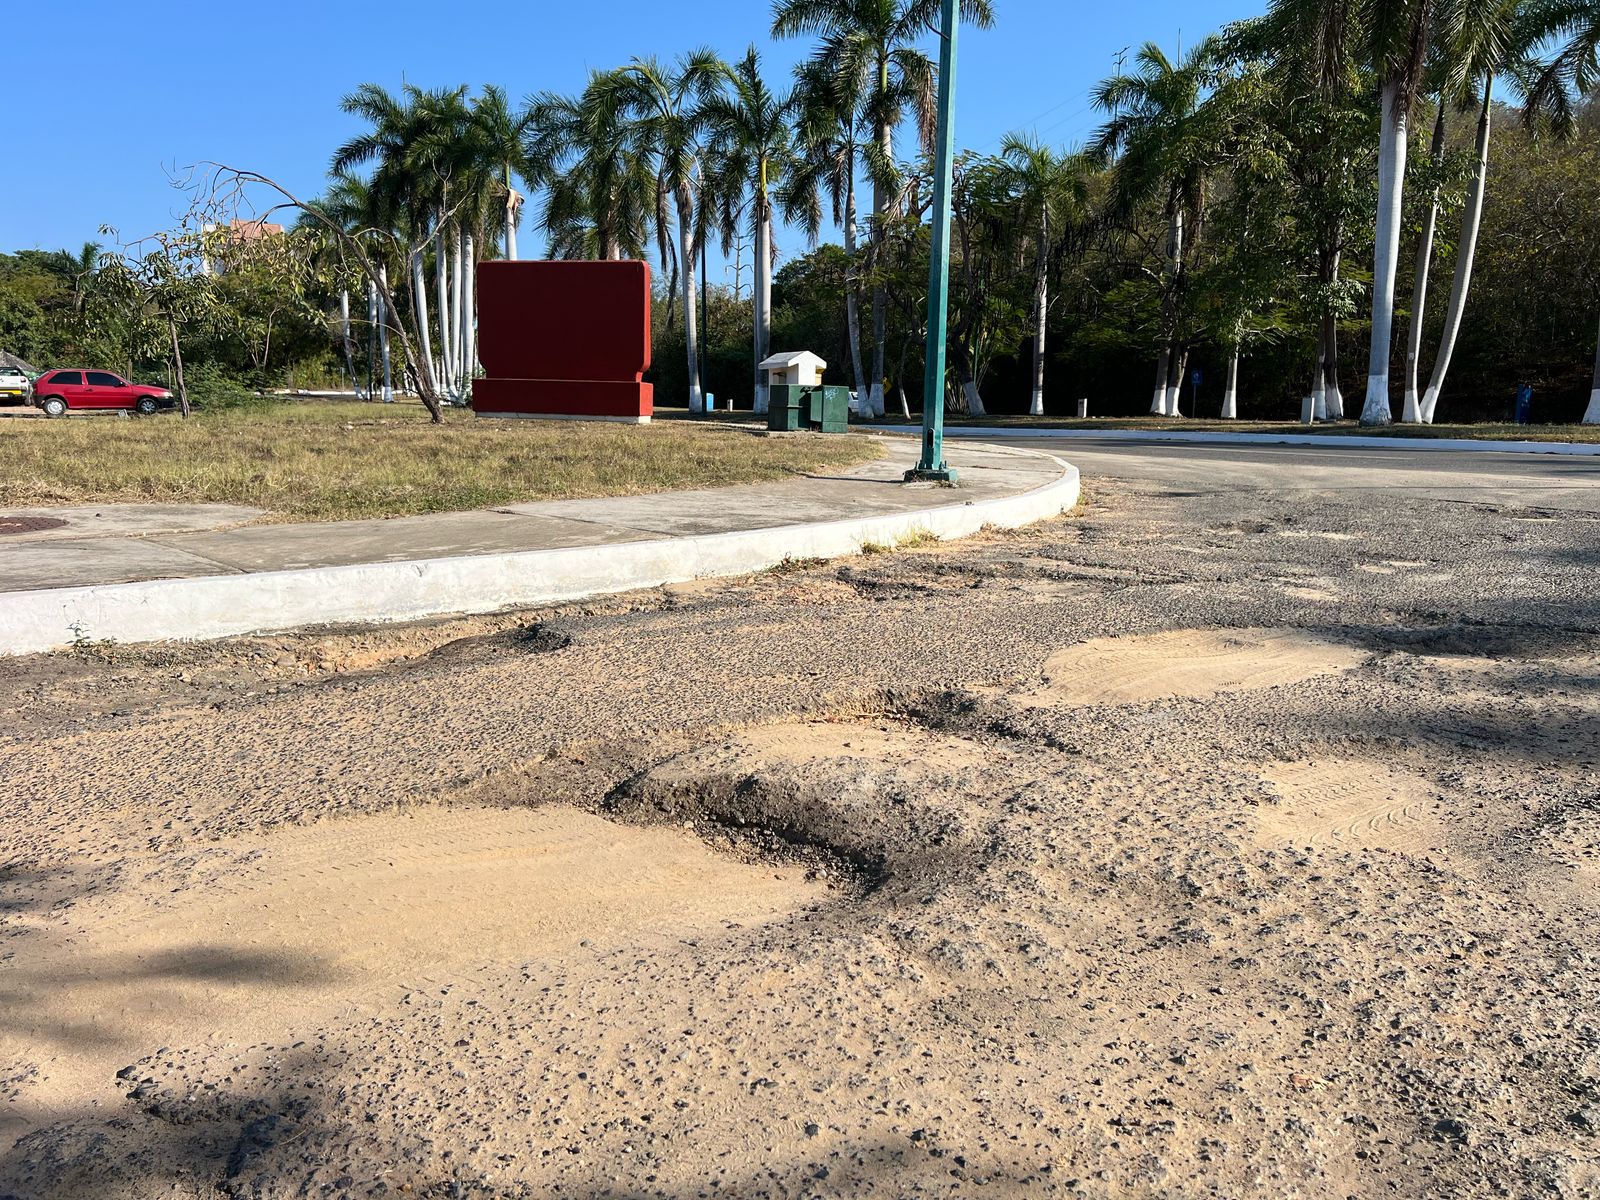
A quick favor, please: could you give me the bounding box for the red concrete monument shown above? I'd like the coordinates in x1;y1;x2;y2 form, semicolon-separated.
473;260;653;423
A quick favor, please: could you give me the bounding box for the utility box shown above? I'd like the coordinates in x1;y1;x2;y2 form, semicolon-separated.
758;351;827;390
806;385;850;433
761;352;848;434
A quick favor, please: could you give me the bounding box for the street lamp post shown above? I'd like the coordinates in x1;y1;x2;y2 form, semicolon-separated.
906;0;960;484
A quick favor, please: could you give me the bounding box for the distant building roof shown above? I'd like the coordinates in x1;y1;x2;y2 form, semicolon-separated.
226;218;284;241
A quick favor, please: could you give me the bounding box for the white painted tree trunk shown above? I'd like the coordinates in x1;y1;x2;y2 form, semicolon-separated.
411;248;434;394
1585;312;1600;424
462;231;477;394
453;231;467;395
1151;347;1170;414
843;173;867;405
367;280;378;399
1166;383;1182;417
377;263;393;402
1403;99;1447;423
504;188;519;261
866;115;892;418
754;207;772;415
677;192;703;414
1221;349;1239;419
435;221;454;399
1362;80;1409;425
1307;326;1325;424
339;290;361;397
1030;218;1048;417
962;377;986;417
1421;82;1492;425
1324;304;1345;420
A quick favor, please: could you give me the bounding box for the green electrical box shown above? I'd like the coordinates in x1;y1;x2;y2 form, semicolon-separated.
767;383;848;433
806;385;850;433
767;384;805;432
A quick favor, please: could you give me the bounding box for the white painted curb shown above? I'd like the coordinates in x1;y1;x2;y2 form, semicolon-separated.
0;448;1079;656
876;425;1600;457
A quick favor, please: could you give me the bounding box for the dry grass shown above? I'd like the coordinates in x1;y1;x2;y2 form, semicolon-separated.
0;402;884;523
943;415;1600;443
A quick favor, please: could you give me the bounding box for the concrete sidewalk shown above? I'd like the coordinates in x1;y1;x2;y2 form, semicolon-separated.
0;437;1078;654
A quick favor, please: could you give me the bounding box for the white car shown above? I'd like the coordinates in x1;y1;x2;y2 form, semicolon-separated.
0;366;32;403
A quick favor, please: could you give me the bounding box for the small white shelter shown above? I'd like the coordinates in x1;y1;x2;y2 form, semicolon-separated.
758;351;827;388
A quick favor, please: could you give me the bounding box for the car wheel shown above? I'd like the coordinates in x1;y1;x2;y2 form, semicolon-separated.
42;397;67;418
135;396;158;415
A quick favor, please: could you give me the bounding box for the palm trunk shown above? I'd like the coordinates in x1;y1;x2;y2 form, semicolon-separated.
1221;341;1239;419
1030;213;1048;417
866;106;892;418
339;289;360;397
1157;204;1184;416
463;231;477;391
434;219;454;399
1362;79;1410;425
842;169;868;405
1420;79;1492;425
677;187;703;413
752;204;771;416
367;279;379;401
504;169;519;260
453;229;467;394
411;248;434;394
1402;98;1448;422
378;263;393;402
1584;312;1600;424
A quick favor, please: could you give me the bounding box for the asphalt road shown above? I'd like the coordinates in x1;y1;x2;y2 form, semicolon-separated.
1006;435;1600;510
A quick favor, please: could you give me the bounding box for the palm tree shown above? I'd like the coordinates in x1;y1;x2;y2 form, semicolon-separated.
1522;0;1600;420
526;83;659;260
785;58;871;402
334;83;480;401
586;51;727;413
1091;38;1223;417
1401;87;1449;421
702;47;801;414
470;85;534;260
1414;0;1539;422
772;0;995;418
995;134;1091;416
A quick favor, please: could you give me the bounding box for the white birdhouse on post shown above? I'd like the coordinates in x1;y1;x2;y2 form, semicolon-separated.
758;351;827;389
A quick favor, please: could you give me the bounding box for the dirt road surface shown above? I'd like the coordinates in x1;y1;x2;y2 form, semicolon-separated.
2;443;1598;1198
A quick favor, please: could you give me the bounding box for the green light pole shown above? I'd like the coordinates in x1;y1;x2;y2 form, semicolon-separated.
906;0;960;484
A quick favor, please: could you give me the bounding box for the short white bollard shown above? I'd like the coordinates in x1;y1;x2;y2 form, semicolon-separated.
1076;398;1088;418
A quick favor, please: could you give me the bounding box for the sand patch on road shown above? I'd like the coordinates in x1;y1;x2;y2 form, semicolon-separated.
1025;628;1368;706
1255;759;1440;853
0;806;816;1152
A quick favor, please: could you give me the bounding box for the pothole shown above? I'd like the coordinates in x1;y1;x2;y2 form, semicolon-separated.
0;805;818;1151
1255;759;1440;853
1020;628;1369;707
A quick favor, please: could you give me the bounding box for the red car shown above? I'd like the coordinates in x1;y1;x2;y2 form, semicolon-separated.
32;369;174;417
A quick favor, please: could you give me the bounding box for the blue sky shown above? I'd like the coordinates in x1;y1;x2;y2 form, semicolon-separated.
3;0;1255;278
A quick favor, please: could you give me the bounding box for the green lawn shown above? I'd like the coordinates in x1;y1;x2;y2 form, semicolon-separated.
0;401;883;523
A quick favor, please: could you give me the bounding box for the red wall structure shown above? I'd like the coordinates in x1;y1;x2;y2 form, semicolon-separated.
473;260;653;422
